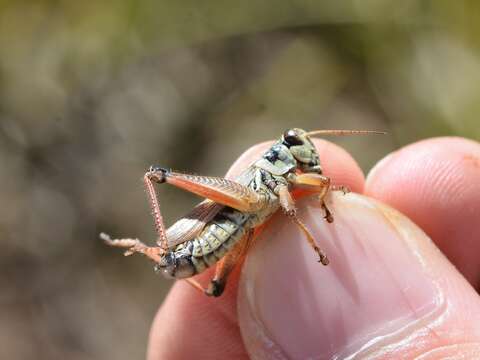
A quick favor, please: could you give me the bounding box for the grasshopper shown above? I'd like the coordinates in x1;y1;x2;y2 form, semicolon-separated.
100;128;384;297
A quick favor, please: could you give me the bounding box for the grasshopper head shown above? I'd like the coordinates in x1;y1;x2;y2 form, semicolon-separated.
283;128;386;173
282;128;322;173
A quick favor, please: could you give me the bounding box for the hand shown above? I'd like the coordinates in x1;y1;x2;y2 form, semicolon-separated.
148;137;480;359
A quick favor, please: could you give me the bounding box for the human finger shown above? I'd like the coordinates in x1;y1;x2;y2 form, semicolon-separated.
147;139;365;359
365;137;480;287
238;192;480;359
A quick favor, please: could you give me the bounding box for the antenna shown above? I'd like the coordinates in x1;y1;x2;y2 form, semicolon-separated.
305;129;387;137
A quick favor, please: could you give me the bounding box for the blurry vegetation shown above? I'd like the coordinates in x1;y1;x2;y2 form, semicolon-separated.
0;1;479;359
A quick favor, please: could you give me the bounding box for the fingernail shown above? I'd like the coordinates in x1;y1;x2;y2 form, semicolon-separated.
238;193;443;359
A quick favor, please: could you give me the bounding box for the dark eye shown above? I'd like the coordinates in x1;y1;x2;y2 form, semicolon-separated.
283;129;303;146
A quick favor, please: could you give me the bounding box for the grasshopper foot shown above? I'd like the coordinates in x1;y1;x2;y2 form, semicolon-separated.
205;279;225;297
100;233;142;255
321;203;334;223
314;246;330;265
101;233;162;262
332;185;350;195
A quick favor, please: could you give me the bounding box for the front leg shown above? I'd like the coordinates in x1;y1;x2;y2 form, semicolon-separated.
291;173;334;223
278;185;329;265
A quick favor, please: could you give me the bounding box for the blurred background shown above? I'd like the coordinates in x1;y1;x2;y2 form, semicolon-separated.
1;1;479;359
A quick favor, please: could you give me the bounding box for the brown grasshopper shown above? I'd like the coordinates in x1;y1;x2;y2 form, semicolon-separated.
100;128;384;297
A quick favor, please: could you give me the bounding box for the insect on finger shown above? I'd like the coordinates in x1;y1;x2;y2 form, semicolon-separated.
101;128;385;296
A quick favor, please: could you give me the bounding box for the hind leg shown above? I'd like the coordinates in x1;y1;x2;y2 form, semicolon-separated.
100;233;163;262
205;230;255;297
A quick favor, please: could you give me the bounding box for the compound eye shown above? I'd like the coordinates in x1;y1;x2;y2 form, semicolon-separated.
283;129;303;146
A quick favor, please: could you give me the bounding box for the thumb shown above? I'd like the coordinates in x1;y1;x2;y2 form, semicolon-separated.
238;193;480;359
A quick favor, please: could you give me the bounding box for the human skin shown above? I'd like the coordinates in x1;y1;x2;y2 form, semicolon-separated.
147;137;480;359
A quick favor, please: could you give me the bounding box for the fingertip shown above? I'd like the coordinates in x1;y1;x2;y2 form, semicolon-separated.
238;193;480;359
365;137;480;286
